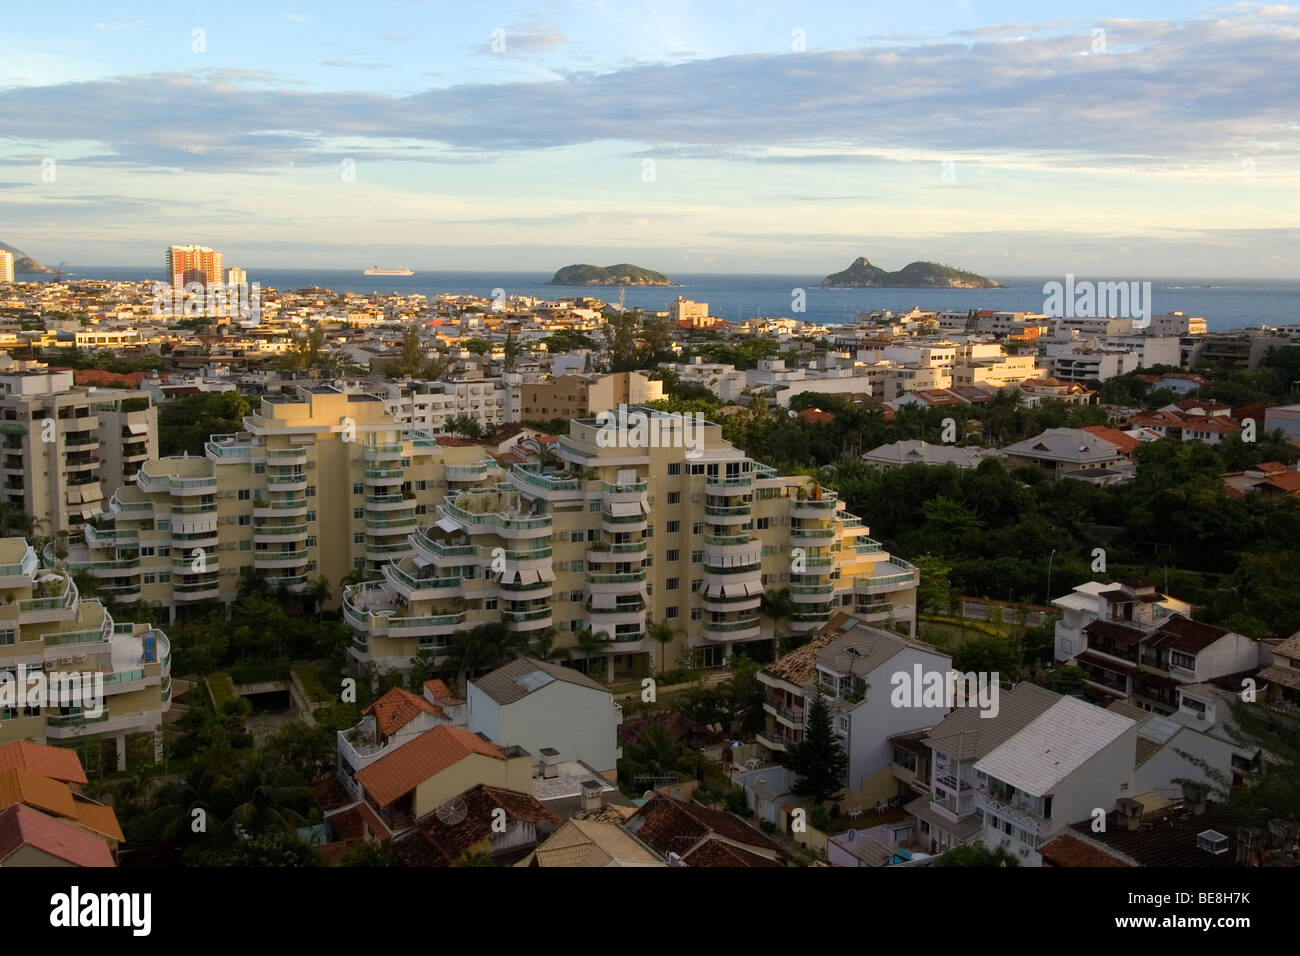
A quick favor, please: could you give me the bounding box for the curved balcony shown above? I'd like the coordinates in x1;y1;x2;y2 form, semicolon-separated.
790;493;839;519
789;609;834;631
446;459;500;483
440;497;552;540
365;491;416;511
173;578;222;601
253;523;309;542
585;603;647;629
253;549;308;569
790;525;837;543
383;560;466;601
137;466;218;496
266;446;308;465
702;616;762;642
502;606;553;631
361;442;405;462
853;560;919;595
508;464;587;501
411;528;478;565
266;471;308;492
789;581;835;603
253;496;309;517
171;526;219;549
705;474;752;495
702;592;761;614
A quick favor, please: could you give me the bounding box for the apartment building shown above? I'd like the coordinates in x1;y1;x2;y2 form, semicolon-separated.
0;251;13;284
519;372;663;422
165;245;223;289
1052;579;1259;714
345;406;918;679
381;375;517;435
0;538;172;771
65;385;492;619
0;367;156;534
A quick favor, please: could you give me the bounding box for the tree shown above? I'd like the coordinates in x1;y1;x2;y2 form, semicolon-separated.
761;587;794;651
445;415;484;439
780;689;848;805
572;626;607;675
1050;664;1088;696
619;719;688;787
934;842;1021;867
646;619;678;673
454;849;494;866
396;325;424;378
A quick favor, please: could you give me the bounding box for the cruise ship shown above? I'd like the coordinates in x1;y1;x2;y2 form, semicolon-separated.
363;266;414;276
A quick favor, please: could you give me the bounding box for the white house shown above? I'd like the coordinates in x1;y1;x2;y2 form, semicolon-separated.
467;658;623;780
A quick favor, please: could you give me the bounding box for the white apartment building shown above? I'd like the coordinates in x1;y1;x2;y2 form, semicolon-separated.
345;407;918;678
0;368;156;534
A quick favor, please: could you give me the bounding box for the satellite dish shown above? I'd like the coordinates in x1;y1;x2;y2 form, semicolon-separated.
642;791;655;801
435;796;468;826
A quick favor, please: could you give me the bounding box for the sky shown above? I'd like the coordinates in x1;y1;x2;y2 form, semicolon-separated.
0;1;1297;277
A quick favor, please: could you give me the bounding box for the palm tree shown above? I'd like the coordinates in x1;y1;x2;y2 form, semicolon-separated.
572;626;607;676
526;628;570;663
222;751;313;840
307;574;332;620
646;619;679;674
760;587;794;654
619;720;689;788
454;849;493;867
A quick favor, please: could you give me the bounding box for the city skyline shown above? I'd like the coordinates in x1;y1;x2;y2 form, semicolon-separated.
1;2;1298;277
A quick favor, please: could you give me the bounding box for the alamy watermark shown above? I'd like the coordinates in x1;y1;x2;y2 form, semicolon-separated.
1043;274;1151;328
151;281;262;324
595;405;704;458
0;664;105;718
890;664;1000;718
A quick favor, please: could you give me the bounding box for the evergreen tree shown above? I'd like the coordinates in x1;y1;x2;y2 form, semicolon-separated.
780;689;848;804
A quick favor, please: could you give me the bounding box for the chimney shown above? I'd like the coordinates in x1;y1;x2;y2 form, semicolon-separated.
539;747;560;779
1184;784;1208;816
1114;798;1144;832
581;779;604;812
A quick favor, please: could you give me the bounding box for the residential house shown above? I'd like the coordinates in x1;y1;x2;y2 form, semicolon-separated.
516;818;665;867
625;794;785;867
1001;427;1130;483
392;783;562;866
467;658;623;780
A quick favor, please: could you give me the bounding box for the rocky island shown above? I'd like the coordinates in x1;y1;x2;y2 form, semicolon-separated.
550;264;673;286
0;242;62;275
821;257;1000;289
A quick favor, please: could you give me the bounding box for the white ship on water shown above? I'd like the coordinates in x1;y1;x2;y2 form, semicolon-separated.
363;266;414;276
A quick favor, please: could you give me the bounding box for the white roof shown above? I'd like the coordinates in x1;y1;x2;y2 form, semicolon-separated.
1051;580;1109;611
975;697;1135;797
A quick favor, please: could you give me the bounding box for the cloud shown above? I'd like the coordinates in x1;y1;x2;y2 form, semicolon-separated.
320;60;395;70
0;10;1296;176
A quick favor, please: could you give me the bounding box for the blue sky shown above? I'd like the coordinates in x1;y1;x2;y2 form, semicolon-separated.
1;1;1297;276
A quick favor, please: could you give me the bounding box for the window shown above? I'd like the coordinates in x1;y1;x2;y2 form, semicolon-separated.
668;463;682;476
690;463;705;475
353;508;364;520
693;522;705;535
158;547;170;557
142;573;156;584
1172;651;1196;670
353;483;364;495
569;590;583;603
307;536;317;548
666;549;680;562
691;579;701;592
0;630;14;646
354;558;364;568
238;540;251;551
667;492;680;505
354;533;364;544
691;550;703;564
254;463;266;474
570;531;585;543
485;598;497;611
415;480;428;491
415;505;427;515
666;578;679;591
690;608;702;620
238;515;250;526
589;500;601;512
140;547;155;557
572;560;584;573
666;521;680;534
666;606;679;619
238;489;251;500
757;517;770;530
159;571;171;583
306;511;316;522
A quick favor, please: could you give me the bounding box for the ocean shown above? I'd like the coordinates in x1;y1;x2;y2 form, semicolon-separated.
18;268;1300;333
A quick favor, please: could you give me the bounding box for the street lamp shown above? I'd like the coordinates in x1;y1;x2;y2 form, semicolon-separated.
1046;549;1057;605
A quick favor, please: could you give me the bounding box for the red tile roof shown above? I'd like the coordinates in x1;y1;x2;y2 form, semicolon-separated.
0;741;88;785
393;784;562;866
629;795;784;864
423;679;460;704
0;768;78;819
356;726;504;807
363;687;439;736
1040;832;1131;867
1083;426;1138;455
0;804;114;867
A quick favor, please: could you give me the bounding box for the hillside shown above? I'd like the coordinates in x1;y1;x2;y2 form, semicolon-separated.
820;257;1000;289
550;263;672;286
0;242;60;274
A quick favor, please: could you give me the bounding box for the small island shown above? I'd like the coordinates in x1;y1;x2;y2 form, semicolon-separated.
550;263;673;286
820;257;1000;289
0;242;62;275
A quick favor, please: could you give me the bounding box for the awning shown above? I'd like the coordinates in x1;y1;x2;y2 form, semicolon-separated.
413;555;432;569
607;501;640;517
67;486;84;505
127;422;149;435
537;566;556;582
81;506;102;519
435;517;460;533
517;569;541;585
743;580;765;597
500;570;520;585
0;424;26;436
81;484;104;502
590;593;617;610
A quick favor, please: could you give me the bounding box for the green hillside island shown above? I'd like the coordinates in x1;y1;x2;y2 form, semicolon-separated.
0;242;61;274
820;257;1001;289
549;263;673;286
